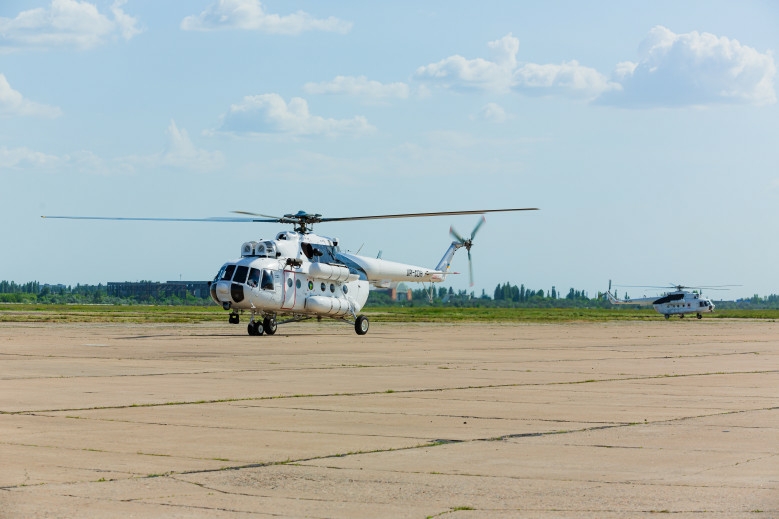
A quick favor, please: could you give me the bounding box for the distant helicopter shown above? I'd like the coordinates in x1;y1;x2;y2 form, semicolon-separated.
606;281;735;319
42;208;537;335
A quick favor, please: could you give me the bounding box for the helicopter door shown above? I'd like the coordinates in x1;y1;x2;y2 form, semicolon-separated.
281;269;296;310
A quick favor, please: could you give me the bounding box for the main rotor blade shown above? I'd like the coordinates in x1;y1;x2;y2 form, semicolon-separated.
320;207;538;223
41;215;276;223
42;207;538;226
232;210;285;220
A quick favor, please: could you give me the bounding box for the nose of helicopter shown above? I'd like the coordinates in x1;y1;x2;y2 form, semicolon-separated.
210;280;233;308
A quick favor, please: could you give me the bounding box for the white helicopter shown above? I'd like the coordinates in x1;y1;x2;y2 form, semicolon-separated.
42;208;537;335
605;281;733;319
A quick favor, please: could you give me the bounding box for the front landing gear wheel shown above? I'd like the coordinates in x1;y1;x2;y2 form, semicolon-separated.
263;316;277;335
248;321;264;336
355;315;369;335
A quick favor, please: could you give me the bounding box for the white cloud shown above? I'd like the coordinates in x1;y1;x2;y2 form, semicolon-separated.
124;121;224;172
416;34;618;99
599;26;776;107
0;146;61;169
217;93;375;137
159;120;224;171
181;0;351;35
415;34;519;93
0;74;62;118
0;0;141;51
0;122;222;174
514;61;620;99
304;76;410;100
0;147;116;173
110;0;143;41
474;102;510;123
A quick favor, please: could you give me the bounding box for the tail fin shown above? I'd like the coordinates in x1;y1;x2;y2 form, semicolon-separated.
606;280;626;304
433;241;464;280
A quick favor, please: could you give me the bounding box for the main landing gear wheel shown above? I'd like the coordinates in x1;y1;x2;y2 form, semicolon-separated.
680;314;685;319
696;313;702;319
355;315;369;335
263;316;277;335
248;321;264;336
664;314;670;320
229;313;240;325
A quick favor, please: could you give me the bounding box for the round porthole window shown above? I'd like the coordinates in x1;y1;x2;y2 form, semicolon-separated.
320;282;326;292
329;284;335;293
343;285;349;294
308;281;314;290
287;278;293;288
296;279;302;289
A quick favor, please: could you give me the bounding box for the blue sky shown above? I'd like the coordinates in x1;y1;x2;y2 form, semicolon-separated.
1;0;777;300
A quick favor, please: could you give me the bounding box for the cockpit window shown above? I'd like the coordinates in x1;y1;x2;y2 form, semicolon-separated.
261;270;274;291
248;268;260;288
233;265;249;284
310;244;337;264
221;264;236;281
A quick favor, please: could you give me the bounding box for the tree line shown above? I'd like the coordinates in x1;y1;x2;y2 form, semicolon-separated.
3;279;779;309
0;281;210;306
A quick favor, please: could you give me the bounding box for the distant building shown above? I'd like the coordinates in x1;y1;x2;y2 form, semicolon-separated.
107;281;210;299
375;284;413;301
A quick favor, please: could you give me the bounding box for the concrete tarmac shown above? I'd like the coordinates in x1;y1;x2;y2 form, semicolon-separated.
0;320;777;518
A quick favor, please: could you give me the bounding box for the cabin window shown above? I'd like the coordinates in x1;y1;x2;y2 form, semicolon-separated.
330;283;335;293
247;268;260;288
221;264;236;281
308;280;314;290
321;282;326;292
287;278;293;288
261;270;274;291
296;279;302;289
343;285;349;294
233;266;249;284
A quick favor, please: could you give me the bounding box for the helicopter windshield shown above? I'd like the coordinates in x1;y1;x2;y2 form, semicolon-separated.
221;264;236;281
310;244;339;264
233;265;249;284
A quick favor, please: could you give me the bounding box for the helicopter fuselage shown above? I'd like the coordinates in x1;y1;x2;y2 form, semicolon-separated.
208;230;458;334
607;290;715;319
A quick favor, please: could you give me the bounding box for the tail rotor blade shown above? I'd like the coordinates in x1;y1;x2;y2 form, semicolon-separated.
450;225;466;243
470;216;486;240
467;249;474;287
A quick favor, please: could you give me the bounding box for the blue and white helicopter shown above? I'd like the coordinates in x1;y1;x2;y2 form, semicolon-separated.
606;281;735;319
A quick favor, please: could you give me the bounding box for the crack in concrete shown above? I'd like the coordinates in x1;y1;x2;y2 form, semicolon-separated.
4;368;778;415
